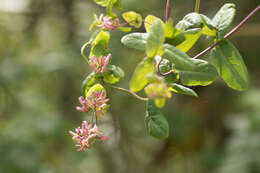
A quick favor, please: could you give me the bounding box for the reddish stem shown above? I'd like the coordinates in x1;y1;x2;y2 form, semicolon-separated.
192;4;260;59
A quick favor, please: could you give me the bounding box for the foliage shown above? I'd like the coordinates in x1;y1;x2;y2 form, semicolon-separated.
79;0;251;142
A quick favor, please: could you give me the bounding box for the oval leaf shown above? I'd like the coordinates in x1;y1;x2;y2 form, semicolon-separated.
162;44;196;71
146;20;165;57
145;100;169;139
144;15;164;32
212;3;236;39
166;28;202;53
179;59;218;86
130;57;154;92
81;72;96;97
210;40;249;91
121;33;148;51
122;11;142;28
169;83;198;97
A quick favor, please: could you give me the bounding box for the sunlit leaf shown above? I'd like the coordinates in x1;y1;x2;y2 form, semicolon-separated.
86;83;106;98
166;28;202;53
130;57;154;92
144;15;164;32
122;11;142;28
164;18;174;38
118;27;132;32
210;40;248;91
176;12;202;30
146;20;165;57
212;3;236;39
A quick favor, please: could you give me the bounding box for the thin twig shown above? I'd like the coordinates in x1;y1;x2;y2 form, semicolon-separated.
107;85;148;101
194;0;200;13
193;4;260;59
157;58;174;76
166;0;171;22
81;41;91;63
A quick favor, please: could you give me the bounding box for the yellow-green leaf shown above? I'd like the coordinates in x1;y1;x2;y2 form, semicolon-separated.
86;84;106;98
144;15;164;32
130;57;154;92
122;11;142;28
146;20;165;57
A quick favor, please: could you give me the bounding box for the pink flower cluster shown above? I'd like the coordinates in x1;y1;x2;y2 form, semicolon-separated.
99;16;119;31
69;121;109;151
89;54;111;74
76;91;109;118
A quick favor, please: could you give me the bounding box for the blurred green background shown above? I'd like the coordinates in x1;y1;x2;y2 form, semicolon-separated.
0;0;260;173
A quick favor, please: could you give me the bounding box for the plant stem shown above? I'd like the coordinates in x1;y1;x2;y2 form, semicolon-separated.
107;85;148;101
165;0;171;22
81;41;91;63
193;4;260;59
194;0;200;13
157;58;174;76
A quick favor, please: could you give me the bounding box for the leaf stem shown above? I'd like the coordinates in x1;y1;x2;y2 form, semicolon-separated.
165;0;171;22
107;85;148;101
192;4;260;59
194;0;200;13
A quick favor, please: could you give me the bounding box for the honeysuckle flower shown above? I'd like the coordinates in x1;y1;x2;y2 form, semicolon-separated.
89;54;111;74
76;91;109;119
99;16;119;31
69;121;109;151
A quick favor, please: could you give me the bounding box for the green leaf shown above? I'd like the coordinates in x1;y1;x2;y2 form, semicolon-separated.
212;3;236;39
114;0;121;8
90;31;110;58
130;57;154;92
164;18;174;38
86;84;106;98
176;13;202;30
118;27;132;32
106;0;117;18
144;15;164;32
107;65;124;78
81;72;96;97
176;13;217;37
162;44;196;71
103;65;124;84
167;28;202;53
169;83;198;97
121;33;148;51
145;100;169;139
210;40;249;91
179;59;218;86
93;0;109;7
200;14;217;37
146;20;165;57
154;98;165;108
122;11;142;28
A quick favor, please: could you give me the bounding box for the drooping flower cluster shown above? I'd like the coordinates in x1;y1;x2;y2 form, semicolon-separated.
99;16;119;31
89;54;111;74
69;121;109;151
76;91;109;119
